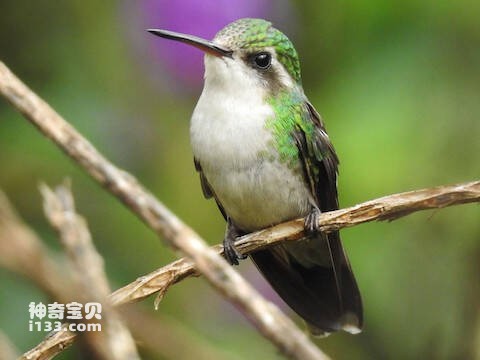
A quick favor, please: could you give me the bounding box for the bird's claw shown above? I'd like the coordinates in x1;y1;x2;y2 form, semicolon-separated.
223;220;247;265
223;236;246;265
305;207;321;234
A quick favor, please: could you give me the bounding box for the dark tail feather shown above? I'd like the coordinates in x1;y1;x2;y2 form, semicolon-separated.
250;232;362;335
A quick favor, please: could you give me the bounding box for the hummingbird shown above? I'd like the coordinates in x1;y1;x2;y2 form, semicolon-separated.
148;18;362;335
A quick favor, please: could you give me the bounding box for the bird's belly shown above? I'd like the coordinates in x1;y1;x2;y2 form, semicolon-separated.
206;159;311;232
190;75;311;231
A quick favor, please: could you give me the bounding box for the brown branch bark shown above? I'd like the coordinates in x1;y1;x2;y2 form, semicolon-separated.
39;182;140;360
0;189;244;360
0;192;70;301
110;180;480;305
0;330;20;360
0;62;326;359
2;60;479;360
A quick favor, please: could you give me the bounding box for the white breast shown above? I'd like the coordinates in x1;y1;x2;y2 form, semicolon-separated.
190;55;311;231
191;55;273;166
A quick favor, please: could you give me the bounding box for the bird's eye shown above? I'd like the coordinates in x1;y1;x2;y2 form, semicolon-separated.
252;52;272;70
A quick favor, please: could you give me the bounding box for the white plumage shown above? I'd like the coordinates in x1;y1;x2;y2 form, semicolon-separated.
190;54;312;232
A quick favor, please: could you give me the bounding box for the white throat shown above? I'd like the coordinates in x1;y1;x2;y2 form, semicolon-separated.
190;55;274;169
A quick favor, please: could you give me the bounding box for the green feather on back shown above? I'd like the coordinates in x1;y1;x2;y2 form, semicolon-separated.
265;90;317;167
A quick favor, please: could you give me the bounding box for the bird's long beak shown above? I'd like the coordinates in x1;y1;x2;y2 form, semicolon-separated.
147;29;233;58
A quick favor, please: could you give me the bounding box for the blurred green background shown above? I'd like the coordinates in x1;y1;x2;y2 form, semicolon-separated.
0;1;479;359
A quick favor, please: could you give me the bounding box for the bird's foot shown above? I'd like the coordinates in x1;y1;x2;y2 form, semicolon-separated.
305;206;321;234
223;220;247;266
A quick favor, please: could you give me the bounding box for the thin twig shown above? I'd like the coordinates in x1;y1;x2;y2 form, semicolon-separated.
19;326;76;360
40;182;140;360
0;61;326;359
0;189;240;360
0;190;71;301
0;329;20;360
110;180;480;304
122;308;244;360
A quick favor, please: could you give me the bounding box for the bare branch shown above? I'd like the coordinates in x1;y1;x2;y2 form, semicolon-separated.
0;190;71;302
0;329;20;360
110;180;479;305
0;189;243;360
20;325;76;360
122;308;244;360
0;61;326;359
40;182;140;360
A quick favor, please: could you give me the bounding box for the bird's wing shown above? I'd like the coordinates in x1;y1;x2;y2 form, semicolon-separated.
194;157;228;221
276;100;363;332
293;101;339;212
194;157;213;198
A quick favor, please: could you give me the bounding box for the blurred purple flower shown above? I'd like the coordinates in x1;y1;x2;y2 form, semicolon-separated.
125;0;296;91
143;0;269;85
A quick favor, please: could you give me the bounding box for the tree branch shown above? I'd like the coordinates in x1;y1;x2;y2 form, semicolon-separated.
110;180;479;305
0;62;326;359
40;182;140;360
2;58;479;359
0;329;19;360
0;189;240;360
